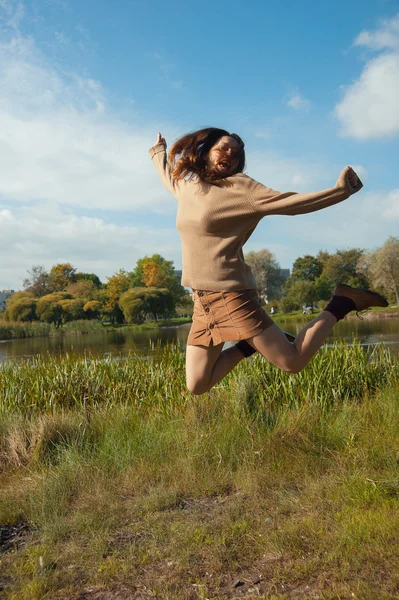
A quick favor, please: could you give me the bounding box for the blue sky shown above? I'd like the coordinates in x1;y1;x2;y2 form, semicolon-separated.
1;0;399;290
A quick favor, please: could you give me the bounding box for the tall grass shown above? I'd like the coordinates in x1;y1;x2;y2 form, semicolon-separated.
0;321;51;340
1;342;399;599
0;341;397;415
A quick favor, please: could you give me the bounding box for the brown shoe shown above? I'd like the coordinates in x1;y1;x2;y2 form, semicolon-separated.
334;283;388;311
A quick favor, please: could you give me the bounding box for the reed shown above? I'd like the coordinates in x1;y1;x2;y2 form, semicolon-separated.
0;321;51;340
0;341;397;415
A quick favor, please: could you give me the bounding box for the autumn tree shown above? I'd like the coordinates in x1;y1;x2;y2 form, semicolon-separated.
83;300;102;320
142;262;166;288
23;265;50;297
36;292;73;328
104;270;131;323
58;299;86;322
131;254;185;304
245;249;285;301
66;280;97;300
360;237;399;304
4;293;38;322
48;263;77;292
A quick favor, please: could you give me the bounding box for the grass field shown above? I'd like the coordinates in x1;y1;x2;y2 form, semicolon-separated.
1;343;399;599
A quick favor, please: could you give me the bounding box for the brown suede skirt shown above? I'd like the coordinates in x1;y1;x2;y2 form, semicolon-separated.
187;289;274;347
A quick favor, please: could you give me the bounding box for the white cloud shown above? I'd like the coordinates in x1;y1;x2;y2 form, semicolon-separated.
354;14;399;50
286;92;311;112
382;189;399;219
247;151;335;193
0;203;181;289
0;27;174;212
336;14;399;139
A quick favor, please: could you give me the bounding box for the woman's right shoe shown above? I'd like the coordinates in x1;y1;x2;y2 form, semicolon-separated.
333;284;388;310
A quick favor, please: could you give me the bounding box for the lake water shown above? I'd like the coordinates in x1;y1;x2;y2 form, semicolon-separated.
1;316;399;363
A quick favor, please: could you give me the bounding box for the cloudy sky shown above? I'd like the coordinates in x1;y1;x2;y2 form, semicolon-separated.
1;0;399;290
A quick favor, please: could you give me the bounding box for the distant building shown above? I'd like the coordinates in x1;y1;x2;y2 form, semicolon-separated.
174;269;182;283
0;289;14;311
281;268;290;282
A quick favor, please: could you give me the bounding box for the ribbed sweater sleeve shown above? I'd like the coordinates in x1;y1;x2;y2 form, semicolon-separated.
248;166;360;216
148;142;175;196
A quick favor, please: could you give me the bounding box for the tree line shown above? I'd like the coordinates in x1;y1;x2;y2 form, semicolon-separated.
246;236;399;312
1;236;398;326
1;255;191;327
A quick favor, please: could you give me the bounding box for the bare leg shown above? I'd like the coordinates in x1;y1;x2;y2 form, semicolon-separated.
185;343;246;395
247;311;337;373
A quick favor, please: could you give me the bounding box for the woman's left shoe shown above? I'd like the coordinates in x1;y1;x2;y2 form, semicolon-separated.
236;331;296;358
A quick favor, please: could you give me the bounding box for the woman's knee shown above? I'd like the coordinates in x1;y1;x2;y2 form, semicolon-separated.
186;376;210;395
260;352;304;374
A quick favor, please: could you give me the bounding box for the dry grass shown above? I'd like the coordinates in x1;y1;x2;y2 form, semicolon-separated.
0;344;399;599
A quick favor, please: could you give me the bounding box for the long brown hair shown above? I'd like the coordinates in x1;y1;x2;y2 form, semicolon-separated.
168;127;245;183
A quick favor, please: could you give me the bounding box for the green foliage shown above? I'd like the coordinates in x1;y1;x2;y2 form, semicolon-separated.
284;279;315;309
58;299;86;322
104;270;131;323
36;293;73;328
75;272;102;287
119;287;175;323
4;297;38;322
313;273;332;301
291;254;323;281
83;300;102;319
322;248;369;288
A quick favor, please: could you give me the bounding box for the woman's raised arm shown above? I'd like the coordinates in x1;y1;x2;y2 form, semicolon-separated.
249;166;363;217
148;132;175;195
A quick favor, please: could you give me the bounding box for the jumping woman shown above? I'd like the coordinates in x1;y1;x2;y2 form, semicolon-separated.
149;128;388;395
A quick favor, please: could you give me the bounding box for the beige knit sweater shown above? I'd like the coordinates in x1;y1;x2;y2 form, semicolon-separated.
149;142;359;291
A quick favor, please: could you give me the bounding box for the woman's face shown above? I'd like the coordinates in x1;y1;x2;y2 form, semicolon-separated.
206;136;242;176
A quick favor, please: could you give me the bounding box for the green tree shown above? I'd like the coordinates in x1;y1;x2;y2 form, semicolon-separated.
75;272;102;287
313;274;332;302
290;255;323;281
119;288;175;323
285;279;315;310
245;249;285;301
322;249;369;288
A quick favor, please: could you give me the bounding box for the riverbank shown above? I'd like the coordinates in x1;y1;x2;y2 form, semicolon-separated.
1;343;398;599
0;318;192;341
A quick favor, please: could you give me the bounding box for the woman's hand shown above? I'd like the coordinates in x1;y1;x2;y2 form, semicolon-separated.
346;166;363;193
155;132;166;147
336;166;363;195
